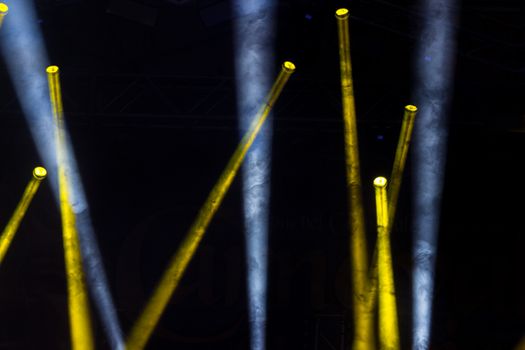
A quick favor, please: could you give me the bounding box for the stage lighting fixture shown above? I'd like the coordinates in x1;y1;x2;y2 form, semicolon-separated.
412;1;458;348
33;166;48;179
0;167;47;265
126;61;296;350
374;177;400;350
233;2;277;349
47;65;94;350
335;8;374;350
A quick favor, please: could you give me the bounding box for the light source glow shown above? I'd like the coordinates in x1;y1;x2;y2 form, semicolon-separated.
412;1;458;349
335;8;374;350
0;2;7;28
0;3;7;14
0;167;47;265
126;62;295;350
33;166;48;179
0;3;125;348
233;2;277;349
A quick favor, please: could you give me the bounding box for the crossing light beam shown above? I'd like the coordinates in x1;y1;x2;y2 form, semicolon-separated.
233;2;277;349
126;61;296;350
0;167;47;265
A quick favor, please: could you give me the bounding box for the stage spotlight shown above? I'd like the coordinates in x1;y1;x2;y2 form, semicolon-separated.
33;166;48;179
0;167;47;265
48;65;94;350
335;8;374;349
233;1;276;349
126;62;296;350
0;2;125;348
411;1;459;349
374;177;400;350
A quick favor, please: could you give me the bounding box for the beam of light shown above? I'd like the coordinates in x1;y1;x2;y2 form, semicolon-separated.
335;8;374;350
366;105;418;311
373;177;400;350
0;166;47;265
47;65;94;350
0;2;125;349
412;1;459;349
126;62;296;350
0;3;7;28
232;1;276;349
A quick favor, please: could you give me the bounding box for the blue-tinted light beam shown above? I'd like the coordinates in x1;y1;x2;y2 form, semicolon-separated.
233;1;276;350
0;2;124;348
412;1;459;349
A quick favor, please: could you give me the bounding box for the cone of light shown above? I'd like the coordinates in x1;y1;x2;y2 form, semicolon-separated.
125;61;296;350
0;167;47;265
374;177;400;350
412;1;458;348
47;65;94;350
233;2;276;349
366;105;418;311
335;8;374;350
0;3;7;28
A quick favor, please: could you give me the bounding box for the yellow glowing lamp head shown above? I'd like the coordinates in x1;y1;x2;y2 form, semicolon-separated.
46;65;60;74
283;61;296;73
33;166;47;180
0;3;8;15
335;8;349;19
405;104;418;113
373;176;387;188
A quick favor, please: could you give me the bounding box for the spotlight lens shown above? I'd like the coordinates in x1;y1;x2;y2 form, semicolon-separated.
283;61;296;72
335;8;349;18
33;166;47;180
46;65;59;74
373;176;387;188
405;105;418;112
0;3;8;15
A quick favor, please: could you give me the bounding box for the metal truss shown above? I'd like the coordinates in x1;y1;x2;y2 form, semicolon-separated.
312;313;347;350
0;71;409;131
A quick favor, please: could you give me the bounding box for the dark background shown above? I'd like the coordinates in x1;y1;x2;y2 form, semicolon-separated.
0;0;524;349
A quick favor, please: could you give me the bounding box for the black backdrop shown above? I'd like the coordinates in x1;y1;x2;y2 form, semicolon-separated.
0;0;524;348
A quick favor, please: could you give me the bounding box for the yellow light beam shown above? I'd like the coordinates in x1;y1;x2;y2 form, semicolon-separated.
387;105;417;232
0;3;8;28
47;65;94;350
125;61;296;350
373;177;400;350
335;8;374;350
366;105;418;311
0;167;47;265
